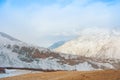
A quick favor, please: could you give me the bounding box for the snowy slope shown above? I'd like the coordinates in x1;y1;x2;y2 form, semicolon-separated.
55;28;120;60
0;32;96;71
0;32;20;42
0;31;119;71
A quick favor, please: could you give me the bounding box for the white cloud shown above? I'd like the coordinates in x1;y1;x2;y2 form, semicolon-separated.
0;0;120;47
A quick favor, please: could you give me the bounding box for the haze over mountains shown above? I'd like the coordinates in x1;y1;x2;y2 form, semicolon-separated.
0;28;120;71
55;28;120;59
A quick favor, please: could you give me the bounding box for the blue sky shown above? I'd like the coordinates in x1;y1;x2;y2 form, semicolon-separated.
0;0;120;47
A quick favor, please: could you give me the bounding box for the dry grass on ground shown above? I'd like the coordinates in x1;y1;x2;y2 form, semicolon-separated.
0;70;120;80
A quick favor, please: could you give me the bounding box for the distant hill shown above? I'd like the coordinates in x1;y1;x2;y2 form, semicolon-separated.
49;41;66;49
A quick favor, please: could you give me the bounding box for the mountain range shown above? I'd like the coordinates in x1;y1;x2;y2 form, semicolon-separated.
0;28;120;71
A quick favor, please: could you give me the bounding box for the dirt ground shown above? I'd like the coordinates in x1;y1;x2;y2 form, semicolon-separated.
0;70;120;80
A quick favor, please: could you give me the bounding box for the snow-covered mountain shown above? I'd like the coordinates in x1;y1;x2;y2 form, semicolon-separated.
0;31;120;71
55;28;120;59
0;32;94;71
49;41;66;49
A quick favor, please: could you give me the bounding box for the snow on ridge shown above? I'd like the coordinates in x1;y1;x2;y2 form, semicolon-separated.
0;32;20;42
0;32;22;46
55;28;120;59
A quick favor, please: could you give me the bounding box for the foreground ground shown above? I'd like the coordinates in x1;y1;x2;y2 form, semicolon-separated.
0;70;120;80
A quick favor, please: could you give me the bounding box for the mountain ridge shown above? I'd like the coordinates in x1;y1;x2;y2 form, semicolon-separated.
0;32;20;42
55;28;120;59
0;30;120;71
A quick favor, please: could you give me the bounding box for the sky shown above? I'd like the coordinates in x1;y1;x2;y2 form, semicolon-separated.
0;0;120;47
